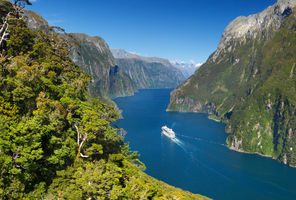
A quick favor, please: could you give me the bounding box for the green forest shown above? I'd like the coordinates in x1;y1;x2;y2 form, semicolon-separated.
0;0;209;199
168;5;296;166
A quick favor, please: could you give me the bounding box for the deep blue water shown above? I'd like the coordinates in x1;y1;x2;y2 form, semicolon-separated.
114;89;296;200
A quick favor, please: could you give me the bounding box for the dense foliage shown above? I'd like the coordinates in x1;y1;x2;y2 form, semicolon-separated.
0;1;209;199
168;8;296;166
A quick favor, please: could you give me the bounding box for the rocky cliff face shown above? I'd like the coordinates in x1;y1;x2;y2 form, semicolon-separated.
23;11;137;99
24;10;49;30
111;49;185;89
213;0;296;61
69;34;136;98
111;48;173;66
24;11;184;99
168;0;296;166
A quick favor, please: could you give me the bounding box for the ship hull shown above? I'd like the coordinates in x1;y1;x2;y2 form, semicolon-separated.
162;131;176;139
161;126;176;139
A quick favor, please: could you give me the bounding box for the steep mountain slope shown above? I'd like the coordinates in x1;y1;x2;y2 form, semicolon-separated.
24;10;49;29
24;11;185;99
69;34;137;98
0;1;209;199
111;48;173;65
112;49;185;89
22;9;137;99
24;10;185;99
168;0;296;166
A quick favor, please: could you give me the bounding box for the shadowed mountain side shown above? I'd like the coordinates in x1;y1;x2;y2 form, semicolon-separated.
112;48;186;89
69;33;137;99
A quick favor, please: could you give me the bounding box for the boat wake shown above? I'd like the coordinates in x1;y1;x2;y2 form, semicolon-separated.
162;131;231;181
165;132;292;193
176;133;226;147
170;137;184;148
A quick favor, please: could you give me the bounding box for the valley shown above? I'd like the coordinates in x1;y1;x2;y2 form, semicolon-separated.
1;0;296;199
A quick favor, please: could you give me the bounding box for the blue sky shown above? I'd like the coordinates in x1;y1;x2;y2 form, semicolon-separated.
28;0;277;63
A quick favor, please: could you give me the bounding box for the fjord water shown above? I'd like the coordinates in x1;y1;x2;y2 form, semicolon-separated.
114;89;296;200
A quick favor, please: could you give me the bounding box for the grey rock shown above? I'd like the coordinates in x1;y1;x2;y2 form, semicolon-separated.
111;48;186;89
69;34;136;98
22;9;187;99
23;10;49;30
116;58;185;89
213;0;296;61
111;48;172;66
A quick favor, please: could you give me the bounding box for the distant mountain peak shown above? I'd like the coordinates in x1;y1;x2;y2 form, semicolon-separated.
172;60;203;67
110;48;172;66
213;0;296;61
168;0;296;167
110;48;135;59
171;60;203;78
111;48;203;79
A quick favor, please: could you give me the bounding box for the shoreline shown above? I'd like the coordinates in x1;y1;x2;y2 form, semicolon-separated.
228;146;273;158
206;114;296;167
130;90;296;169
207;116;221;123
175;108;296;168
228;146;296;168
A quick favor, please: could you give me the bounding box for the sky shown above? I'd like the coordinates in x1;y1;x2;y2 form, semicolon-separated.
27;0;277;63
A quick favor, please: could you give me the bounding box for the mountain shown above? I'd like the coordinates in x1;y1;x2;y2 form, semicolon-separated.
111;48;173;65
0;1;209;199
22;9;137;100
24;10;49;30
111;48;186;89
172;60;203;78
168;0;296;166
23;10;185;99
69;34;137;98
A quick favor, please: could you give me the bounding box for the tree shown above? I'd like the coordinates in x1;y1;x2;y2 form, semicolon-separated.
0;0;32;49
12;0;32;17
0;1;208;199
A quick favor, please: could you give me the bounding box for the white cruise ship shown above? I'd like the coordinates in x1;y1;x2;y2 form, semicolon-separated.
161;126;176;139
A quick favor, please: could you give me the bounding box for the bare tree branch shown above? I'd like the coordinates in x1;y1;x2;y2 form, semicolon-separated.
74;124;80;147
0;12;11;47
74;124;90;158
0;0;32;48
80;153;89;158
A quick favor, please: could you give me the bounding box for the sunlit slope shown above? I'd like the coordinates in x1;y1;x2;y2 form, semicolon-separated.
168;1;296;166
0;0;210;199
